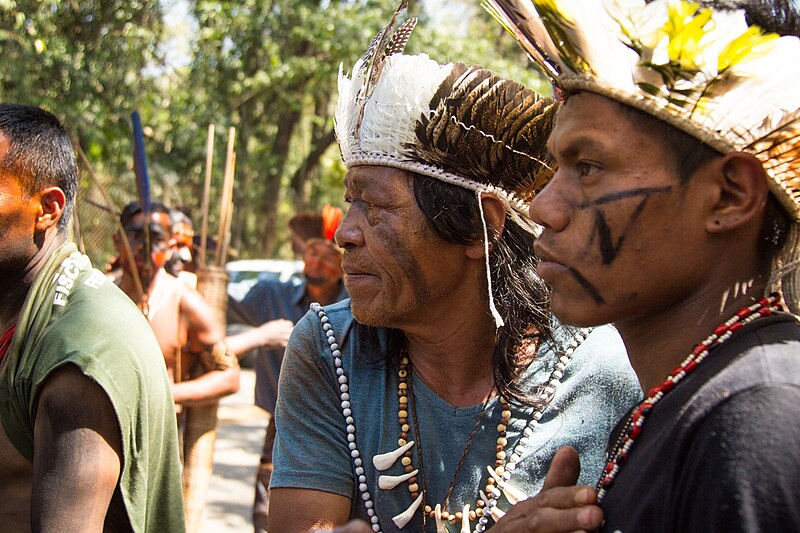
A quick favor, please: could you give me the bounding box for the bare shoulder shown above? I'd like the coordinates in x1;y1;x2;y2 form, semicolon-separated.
32;363;125;531
178;279;224;341
36;363;120;425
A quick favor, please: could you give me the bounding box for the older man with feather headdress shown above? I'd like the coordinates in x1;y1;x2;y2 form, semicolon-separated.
265;4;641;533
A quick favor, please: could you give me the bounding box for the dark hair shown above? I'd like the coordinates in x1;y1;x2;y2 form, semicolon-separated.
119;200;171;227
169;208;193;231
0;104;77;232
684;0;800;36
410;173;555;405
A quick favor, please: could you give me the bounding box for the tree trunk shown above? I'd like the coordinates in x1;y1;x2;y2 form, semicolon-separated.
257;106;301;255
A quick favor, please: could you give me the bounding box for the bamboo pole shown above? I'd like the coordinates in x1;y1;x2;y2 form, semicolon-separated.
218;152;236;266
199;124;215;268
183;126;237;532
215;127;236;267
71;194;86;254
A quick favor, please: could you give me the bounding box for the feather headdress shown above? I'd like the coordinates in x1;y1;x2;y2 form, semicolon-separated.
335;2;559;234
289;205;344;256
484;0;800;220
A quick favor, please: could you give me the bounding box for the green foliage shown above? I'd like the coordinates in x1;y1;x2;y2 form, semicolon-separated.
0;0;548;263
0;0;165;265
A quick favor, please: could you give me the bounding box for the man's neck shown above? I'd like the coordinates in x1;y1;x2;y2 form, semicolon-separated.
305;281;342;307
616;278;769;392
402;308;498;408
0;235;64;331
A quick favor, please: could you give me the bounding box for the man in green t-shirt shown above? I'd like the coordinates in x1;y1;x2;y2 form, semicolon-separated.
0;104;185;532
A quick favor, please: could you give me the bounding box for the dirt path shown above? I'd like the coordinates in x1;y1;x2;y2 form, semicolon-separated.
199;368;268;533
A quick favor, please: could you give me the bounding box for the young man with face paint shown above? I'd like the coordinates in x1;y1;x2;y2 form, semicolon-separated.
0;104;185;531
115;201;240;410
266;6;641;533
482;0;800;531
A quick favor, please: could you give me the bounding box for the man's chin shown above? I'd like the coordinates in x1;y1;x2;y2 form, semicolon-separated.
350;303;390;328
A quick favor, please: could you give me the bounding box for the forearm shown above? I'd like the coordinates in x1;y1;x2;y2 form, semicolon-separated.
225;319;295;355
226;327;269;356
172;366;240;406
268;488;352;533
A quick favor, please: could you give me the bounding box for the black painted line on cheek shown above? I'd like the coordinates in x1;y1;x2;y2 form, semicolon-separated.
592;185;673;206
620;194;651;242
567;266;606;305
594;210;617;265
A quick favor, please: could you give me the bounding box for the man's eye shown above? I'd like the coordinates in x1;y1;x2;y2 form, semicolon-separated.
578;162;600;177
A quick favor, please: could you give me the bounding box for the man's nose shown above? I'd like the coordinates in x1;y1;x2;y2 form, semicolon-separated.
529;181;570;233
334;208;364;250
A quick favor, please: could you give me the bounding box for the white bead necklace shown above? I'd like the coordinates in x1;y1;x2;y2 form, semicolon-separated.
311;302;589;532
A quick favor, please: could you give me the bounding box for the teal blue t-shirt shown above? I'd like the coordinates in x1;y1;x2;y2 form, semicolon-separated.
272;299;641;532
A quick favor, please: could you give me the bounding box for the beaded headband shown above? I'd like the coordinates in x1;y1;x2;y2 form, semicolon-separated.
335;0;559;235
484;0;800;220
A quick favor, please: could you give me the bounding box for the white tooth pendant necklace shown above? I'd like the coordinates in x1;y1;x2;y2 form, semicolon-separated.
398;351;506;530
311;303;588;532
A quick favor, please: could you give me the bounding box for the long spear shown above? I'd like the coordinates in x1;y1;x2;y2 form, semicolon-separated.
131;111;153;313
215;127;236;267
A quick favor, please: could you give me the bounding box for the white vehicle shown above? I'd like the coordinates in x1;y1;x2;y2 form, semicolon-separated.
225;259;304;368
225;259;304;302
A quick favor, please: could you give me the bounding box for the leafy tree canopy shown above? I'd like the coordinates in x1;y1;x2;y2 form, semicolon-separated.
0;0;547;263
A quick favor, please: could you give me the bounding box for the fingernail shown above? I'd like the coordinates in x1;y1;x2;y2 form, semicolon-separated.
575;487;594;504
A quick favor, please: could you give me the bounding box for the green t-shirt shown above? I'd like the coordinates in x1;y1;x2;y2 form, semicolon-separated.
0;242;185;532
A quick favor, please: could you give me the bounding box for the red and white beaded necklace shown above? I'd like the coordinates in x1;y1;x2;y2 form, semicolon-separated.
596;293;783;502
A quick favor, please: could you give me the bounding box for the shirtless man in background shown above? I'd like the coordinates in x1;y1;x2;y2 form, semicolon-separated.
115;201;239;409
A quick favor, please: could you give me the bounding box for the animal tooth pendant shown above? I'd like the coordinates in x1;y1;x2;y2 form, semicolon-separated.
460;504;470;533
489;505;506;523
373;440;415;471
486;465;528;505
434;504;448;533
502;483;528;505
392;492;423;529
379;469;418;490
480;485;509;523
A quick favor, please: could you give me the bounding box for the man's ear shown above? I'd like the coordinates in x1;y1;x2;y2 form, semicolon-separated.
466;194;507;259
706;152;770;234
35;187;66;232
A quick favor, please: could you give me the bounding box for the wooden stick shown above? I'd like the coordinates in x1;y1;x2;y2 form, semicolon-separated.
215;127;236;266
199;124;215;268
75;143;145;302
71;192;86;254
218;152;237;266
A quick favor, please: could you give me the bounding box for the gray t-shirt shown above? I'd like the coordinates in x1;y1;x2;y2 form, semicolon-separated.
272;299;641;531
